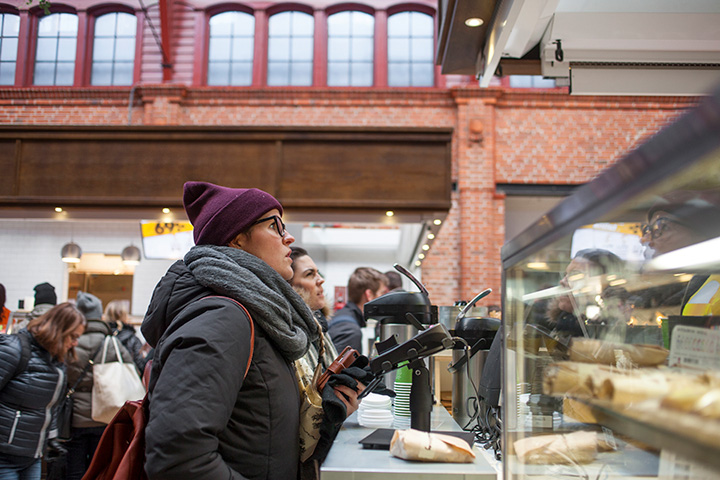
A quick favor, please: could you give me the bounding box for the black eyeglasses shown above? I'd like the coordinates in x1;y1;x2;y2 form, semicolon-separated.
641;217;683;240
253;215;286;237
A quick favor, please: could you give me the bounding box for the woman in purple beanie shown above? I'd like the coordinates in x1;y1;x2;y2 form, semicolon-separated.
141;182;362;480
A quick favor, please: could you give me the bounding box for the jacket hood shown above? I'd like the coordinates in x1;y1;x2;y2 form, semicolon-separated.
141;260;211;347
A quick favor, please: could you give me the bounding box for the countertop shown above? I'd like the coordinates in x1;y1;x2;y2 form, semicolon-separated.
321;405;499;480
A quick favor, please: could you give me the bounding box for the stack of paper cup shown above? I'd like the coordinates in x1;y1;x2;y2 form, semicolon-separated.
393;364;412;426
358;393;393;428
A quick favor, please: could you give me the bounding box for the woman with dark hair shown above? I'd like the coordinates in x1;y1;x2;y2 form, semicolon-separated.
0;284;10;333
0;303;86;480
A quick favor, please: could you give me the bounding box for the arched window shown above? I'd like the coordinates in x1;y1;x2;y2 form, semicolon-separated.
327;10;373;86
0;12;19;85
267;11;313;86
91;12;136;85
207;11;254;86
34;12;78;85
387;11;433;87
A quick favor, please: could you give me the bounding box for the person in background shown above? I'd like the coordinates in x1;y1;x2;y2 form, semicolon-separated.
328;267;389;353
0;303;86;480
141;182;363;479
64;292;134;480
384;270;404;292
0;284;10;333
487;305;502;320
104;300;147;372
29;283;57;320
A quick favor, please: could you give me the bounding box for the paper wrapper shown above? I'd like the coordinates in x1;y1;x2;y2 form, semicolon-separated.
514;430;614;465
543;361;616;398
569;338;669;367
389;429;476;463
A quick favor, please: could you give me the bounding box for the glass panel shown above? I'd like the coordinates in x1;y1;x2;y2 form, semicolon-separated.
209;12;233;36
57;37;76;61
388;12;409;37
93;37;114;61
293;12;314;36
269;11;290;32
0;62;15;85
350;61;372;86
411;62;433;86
58;13;78;36
233;12;255;33
230;61;251;85
207;62;229;85
113;61;133;85
1;37;18;61
3;14;20;36
291;37;313;62
91;62;112;85
209;36;231;61
95;13;116;34
268;37;289;62
35;38;58;61
351;37;373;61
267;62;288;86
231;37;253;61
327;12;349;37
55;61;74;84
352;12;374;36
509;75;533;88
327;37;348;61
115;37;135;61
327;62;348;86
411;12;433;33
411;37;433;62
388;62;408;86
33;62;54;85
388;37;408;62
290;61;312;86
116;13;137;35
38;14;59;35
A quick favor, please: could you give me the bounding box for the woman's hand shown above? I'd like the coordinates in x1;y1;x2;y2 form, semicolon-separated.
332;382;365;417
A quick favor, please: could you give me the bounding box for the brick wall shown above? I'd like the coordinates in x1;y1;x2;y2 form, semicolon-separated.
0;85;698;308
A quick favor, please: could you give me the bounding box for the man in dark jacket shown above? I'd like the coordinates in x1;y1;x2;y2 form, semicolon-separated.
328;267;388;353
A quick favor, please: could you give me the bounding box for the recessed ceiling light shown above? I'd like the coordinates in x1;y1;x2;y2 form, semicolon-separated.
422;244;430;251
433;219;442;226
415;260;422;266
162;208;170;214
465;18;483;27
427;233;435;240
418;253;425;259
55;207;63;213
386;211;394;217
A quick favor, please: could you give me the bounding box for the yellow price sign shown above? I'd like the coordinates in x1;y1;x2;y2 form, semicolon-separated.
141;221;194;238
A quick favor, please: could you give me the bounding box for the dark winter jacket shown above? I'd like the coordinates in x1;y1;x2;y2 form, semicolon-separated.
111;322;147;372
65;320;135;428
0;329;65;459
327;302;364;352
141;260;301;480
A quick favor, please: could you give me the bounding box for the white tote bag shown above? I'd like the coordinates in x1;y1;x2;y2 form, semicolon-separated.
91;335;146;424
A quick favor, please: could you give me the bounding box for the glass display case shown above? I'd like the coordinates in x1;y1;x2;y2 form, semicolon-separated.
501;86;720;479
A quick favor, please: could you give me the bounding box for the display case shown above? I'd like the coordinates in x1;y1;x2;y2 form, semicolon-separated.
501;86;720;479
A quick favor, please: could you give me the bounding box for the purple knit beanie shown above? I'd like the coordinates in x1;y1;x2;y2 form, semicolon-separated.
183;182;283;246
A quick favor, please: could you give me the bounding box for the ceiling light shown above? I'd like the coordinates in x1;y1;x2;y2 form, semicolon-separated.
55;207;63;213
162;208;170;214
121;245;142;265
422;244;430;251
61;242;82;263
433;219;442;226
465;17;483;27
386;211;394;217
527;262;548;270
418;253;425;259
415;260;422;267
427;233;435;240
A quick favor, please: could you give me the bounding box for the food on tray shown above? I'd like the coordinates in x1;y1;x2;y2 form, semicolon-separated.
596;371;669;405
514;430;614;465
569;338;669;367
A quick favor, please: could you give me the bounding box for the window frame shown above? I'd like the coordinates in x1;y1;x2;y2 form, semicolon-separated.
326;4;376;87
84;5;142;87
386;4;438;88
201;4;257;87
0;5;20;86
266;4;315;87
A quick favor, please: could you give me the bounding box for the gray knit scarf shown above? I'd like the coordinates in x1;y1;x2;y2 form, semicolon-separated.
184;245;318;361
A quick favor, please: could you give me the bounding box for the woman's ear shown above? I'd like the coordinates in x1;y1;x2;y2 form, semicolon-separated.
228;235;243;250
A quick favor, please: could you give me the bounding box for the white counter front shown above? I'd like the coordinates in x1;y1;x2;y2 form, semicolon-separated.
321;406;499;480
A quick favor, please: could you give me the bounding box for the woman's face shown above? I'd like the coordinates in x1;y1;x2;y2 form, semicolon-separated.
290;254;326;311
235;209;296;280
63;322;85;354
